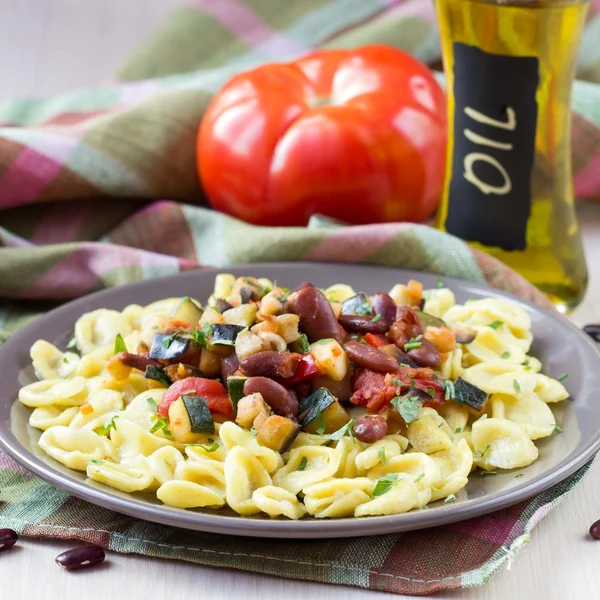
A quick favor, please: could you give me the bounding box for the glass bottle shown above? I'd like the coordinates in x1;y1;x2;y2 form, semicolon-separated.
434;0;589;313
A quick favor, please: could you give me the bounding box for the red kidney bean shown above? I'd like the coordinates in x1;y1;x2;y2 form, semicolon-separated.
589;520;600;539
293;281;315;292
118;352;161;372
338;314;388;334
371;293;397;326
244;376;299;417
345;340;399;373
0;528;18;552
287;287;344;343
221;352;240;380
240;351;301;378
55;545;105;570
407;338;441;369
353;415;388;443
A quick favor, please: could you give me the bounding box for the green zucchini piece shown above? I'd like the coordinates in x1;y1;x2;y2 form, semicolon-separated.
256;416;300;452
222;304;258;327
181;395;215;434
227;376;249;413
453;378;488;411
211;324;245;346
170;297;203;325
299;388;350;434
150;334;190;360
144;365;170;387
415;310;446;329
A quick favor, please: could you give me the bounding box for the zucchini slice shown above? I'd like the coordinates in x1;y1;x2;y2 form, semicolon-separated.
168;397;209;444
181;395;215;434
299;388;350;434
341;293;372;316
256;415;300;452
170;297;203;325
415;310;446;329
150;334;191;361
223;304;258;327
227;376;249;412
211;324;245;346
453;377;488;412
144;365;170;387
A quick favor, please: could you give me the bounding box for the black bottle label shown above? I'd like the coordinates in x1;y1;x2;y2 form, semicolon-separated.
445;43;539;251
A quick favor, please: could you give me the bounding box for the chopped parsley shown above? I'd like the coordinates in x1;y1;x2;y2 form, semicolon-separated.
391;395;422;424
501;351;511;359
391;377;402;387
297;333;310;354
513;379;521;393
146;397;157;413
372;473;399;498
65;337;78;350
438;422;444;428
487;320;504;329
404;337;422;350
414;472;425;484
443;380;455;400
473;444;491;458
323;419;355;441
297;456;308;471
354;301;373;316
190;322;214;348
378;447;386;466
113;333;127;354
444;494;456;504
140;342;149;351
554;423;563;434
312;338;335;346
149;417;174;440
436;277;445;288
250;427;257;437
62;357;69;363
455;427;463;434
371;313;382;323
89;459;105;465
514;473;524;479
95;415;118;437
557;373;568;382
481;471;497;476
314;408;327;435
161;334;176;349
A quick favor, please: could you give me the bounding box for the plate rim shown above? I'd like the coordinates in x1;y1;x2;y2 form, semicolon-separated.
1;262;598;539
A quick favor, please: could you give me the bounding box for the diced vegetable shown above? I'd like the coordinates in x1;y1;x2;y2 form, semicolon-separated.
149;334;191;361
223;304;258;327
159;377;233;419
163;363;202;383
235;393;270;429
324;284;357;303
274;314;301;343
168;397;204;444
311;374;353;402
275;354;319;387
454;377;488;411
214;273;236;300
199;348;222;377
181;395;215;434
235;329;268;361
256;415;300;452
415;310;445;329
300;388;351;434
144;365;170;387
210;324;245;346
310;338;348;381
227;376;249;412
169;297;203;326
199;306;225;327
341;293;372;316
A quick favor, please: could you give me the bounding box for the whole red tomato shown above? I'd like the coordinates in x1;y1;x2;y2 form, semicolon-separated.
197;45;447;226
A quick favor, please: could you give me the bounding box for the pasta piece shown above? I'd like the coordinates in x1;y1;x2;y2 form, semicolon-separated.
355;477;421;517
533;374;569;403
406;407;454;454
85;460;152;493
286;432;331;451
121;304;144;330
252;486;307;520
523;356;542;373
384;434;409;452
430;439;473;502
29;406;79;431
69;389;124;430
303;477;374;518
39;426;105;470
87;373;149;405
123;389;166;429
75;345;114;378
355;439;402;472
439;347;465;381
436;402;469;436
490;393;556;440
335;437;366;478
219;421;282;474
148;446;186;485
157;480;225;509
175;460;226;500
18;377;88;408
74;309;133;354
224;446;272;515
30;340;79;380
120;455;160;492
272;446;341;495
464;326;527;365
142;298;181;318
472;417;538;470
109;418;171;460
422;288;456;318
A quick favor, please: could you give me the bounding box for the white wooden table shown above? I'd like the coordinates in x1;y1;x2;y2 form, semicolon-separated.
2;1;600;597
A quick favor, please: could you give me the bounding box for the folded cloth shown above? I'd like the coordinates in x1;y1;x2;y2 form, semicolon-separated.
0;0;598;595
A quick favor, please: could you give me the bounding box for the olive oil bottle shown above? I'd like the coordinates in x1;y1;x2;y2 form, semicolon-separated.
435;0;589;313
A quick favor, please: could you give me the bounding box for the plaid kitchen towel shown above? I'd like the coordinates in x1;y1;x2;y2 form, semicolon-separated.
0;0;599;595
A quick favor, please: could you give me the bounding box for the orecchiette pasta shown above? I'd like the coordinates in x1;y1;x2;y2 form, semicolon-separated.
21;276;569;520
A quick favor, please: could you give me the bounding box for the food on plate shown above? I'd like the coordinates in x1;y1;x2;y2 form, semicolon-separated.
197;45;447;226
19;275;568;519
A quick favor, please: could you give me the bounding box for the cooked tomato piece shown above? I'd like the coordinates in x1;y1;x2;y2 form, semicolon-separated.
275;354;319;388
158;377;234;419
364;333;388;348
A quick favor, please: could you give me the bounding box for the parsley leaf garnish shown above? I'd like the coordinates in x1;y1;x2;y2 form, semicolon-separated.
190;322;214;348
297;456;308;471
514;473;524;479
354;301;373;316
455;427;462;434
372;473;399;498
95;415;118;437
324;419;355;441
66;337;78;350
297;333;310;354
378;447;386;466
554;423;563;433
391;395;422;424
149;417;174;440
250;427;257;437
444;494;457;503
146;397;157;413
161;334;176;349
414;472;425;484
312;338;335;346
473;444;491;458
557;373;568;382
481;471;497;476
314;408;327;435
185;438;220;453
443;380;455;400
487;320;504;329
436;277;445;288
371;313;382;323
404;337;422;350
114;333;127;354
513;379;521;393
89;459;105;465
501;351;511;359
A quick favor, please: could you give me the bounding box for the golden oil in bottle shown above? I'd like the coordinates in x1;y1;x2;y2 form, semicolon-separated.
435;0;589;313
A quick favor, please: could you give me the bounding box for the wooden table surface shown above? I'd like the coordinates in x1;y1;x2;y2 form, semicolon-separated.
2;1;600;597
